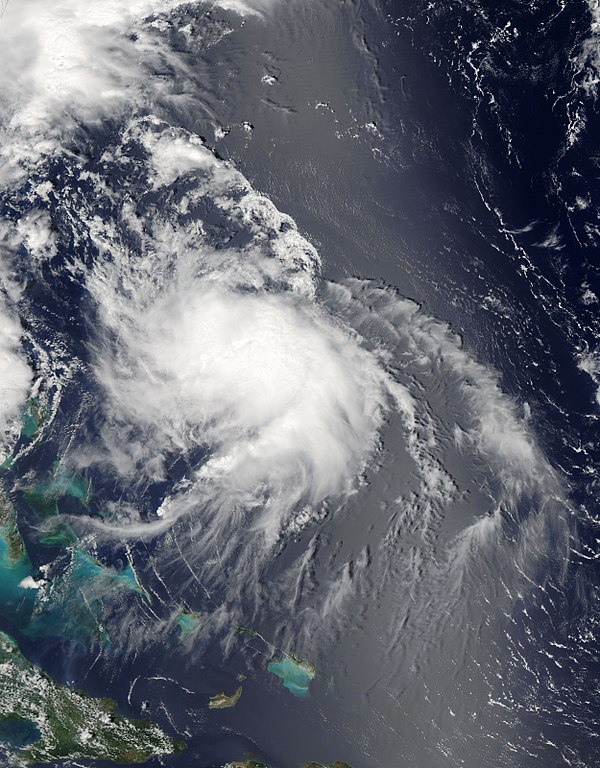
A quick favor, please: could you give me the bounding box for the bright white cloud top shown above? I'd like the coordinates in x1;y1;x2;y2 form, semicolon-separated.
0;0;567;643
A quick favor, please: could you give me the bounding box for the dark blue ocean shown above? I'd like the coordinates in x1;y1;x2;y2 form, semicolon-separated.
0;1;599;767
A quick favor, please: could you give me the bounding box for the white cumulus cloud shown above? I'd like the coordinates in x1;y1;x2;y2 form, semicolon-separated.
0;300;33;461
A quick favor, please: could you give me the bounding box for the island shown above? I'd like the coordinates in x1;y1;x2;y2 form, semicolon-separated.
223;760;269;768
20;398;47;440
176;609;203;639
209;685;243;709
0;492;27;563
0;492;37;628
223;762;268;768
223;761;351;768
22;467;91;522
0;631;185;765
305;763;353;768
0;488;145;645
267;653;316;698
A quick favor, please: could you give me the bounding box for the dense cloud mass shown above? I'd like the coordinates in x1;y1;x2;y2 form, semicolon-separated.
0;0;208;184
60;117;404;571
0;301;32;459
0;0;567;652
0;2;594;766
96;285;394;529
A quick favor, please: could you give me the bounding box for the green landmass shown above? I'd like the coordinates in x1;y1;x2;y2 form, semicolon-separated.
0;453;13;470
0;492;37;627
268;653;316;698
0;395;49;468
304;763;352;768
0;491;27;562
208;686;242;709
236;625;258;636
223;762;269;768
0;630;185;765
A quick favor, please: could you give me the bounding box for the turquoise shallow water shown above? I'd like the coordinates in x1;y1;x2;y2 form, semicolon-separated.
20;399;46;440
0;516;141;645
268;656;315;698
23;470;90;522
27;550;142;643
177;611;202;638
0;533;36;626
1;469;141;643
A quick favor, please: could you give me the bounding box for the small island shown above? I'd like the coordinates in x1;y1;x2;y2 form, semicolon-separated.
223;761;352;768
0;631;184;765
305;763;353;768
223;762;269;768
209;686;243;709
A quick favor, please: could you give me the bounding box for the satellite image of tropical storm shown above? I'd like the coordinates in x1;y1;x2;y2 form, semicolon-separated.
0;0;599;766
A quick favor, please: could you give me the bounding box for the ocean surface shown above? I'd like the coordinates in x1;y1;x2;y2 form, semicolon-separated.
0;1;599;766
